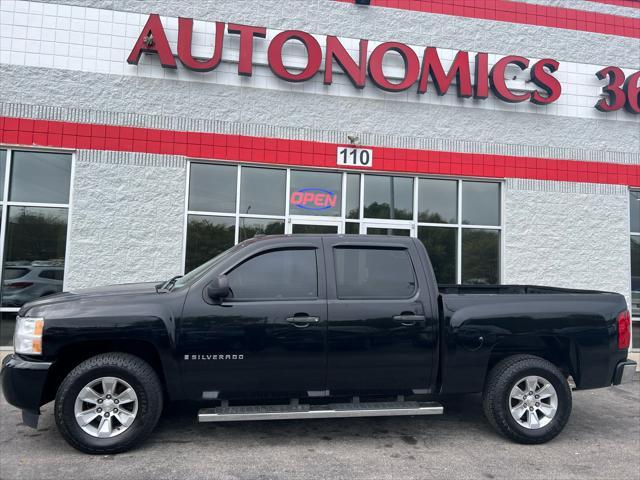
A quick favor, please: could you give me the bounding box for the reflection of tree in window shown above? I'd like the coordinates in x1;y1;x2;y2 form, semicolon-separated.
5;207;67;265
363;176;413;220
346;207;359;219
462;229;499;284
239;219;285;242
418;227;456;284
364;202;412;220
418;211;451;224
186;216;235;273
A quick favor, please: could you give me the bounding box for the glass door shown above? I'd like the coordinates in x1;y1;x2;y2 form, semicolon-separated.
361;221;414;237
287;218;342;234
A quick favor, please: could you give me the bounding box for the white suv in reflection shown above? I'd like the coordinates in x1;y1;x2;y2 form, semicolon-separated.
2;262;64;307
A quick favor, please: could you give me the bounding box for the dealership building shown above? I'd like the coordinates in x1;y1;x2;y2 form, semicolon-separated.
0;0;638;361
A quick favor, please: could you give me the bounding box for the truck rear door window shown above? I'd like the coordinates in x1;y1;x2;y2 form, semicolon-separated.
227;248;318;300
333;247;417;299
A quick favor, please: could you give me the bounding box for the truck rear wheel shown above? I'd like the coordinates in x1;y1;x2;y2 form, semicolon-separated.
54;353;163;454
482;355;572;444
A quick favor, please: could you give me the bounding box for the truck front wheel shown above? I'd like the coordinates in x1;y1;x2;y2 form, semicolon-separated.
54;353;163;454
482;355;572;444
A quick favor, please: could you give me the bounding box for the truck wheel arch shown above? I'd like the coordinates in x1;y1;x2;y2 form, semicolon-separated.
486;335;578;385
43;340;174;406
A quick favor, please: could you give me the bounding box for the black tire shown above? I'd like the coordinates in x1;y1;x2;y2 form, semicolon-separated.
482;354;572;444
55;353;163;454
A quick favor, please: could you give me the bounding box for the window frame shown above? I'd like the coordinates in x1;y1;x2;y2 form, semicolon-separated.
630;188;640;352
183;160;504;286
0;147;75;350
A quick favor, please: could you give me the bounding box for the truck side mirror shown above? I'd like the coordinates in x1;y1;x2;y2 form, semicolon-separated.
206;275;230;301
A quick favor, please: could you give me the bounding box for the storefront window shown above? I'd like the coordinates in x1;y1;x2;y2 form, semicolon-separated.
289;170;342;217
184;162;502;288
240;167;286;216
346;174;360;220
188;163;237;213
363;175;413;220
462;229;500;284
1;207;68;308
0;150;72;346
291;224;339;234
418;226;457;284
185;215;235;273
185;164;289;272
0;150;6;191
9;151;71;204
345;222;360;234
630;190;640;350
418;179;457;224
462;181;501;226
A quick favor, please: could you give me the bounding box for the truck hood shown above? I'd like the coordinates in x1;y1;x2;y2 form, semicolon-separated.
20;282;161;311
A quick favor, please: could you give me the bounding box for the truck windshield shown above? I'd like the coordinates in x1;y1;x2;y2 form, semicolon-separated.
172;244;242;289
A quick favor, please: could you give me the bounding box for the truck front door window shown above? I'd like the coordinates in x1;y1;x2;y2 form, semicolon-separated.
228;249;318;300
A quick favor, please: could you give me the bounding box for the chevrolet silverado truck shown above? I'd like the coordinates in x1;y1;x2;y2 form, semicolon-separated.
2;235;636;454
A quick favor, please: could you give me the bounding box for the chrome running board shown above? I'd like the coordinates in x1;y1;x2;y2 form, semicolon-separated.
198;401;443;422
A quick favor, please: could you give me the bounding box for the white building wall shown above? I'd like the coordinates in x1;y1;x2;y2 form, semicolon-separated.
64;150;186;289
503;179;631;307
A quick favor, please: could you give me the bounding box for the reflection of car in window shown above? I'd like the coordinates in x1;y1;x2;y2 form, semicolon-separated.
1;263;64;307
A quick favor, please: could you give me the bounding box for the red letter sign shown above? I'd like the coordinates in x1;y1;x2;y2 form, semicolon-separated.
368;42;420;92
227;24;267;76
489;55;530;103
268;31;323;82
474;52;489;99
418;48;472;97
624;71;640;114
127;14;176;68
324;36;368;88
177;18;224;72
530;59;561;105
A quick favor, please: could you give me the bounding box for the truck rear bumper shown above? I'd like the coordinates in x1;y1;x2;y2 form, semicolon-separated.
613;360;638;385
1;354;52;419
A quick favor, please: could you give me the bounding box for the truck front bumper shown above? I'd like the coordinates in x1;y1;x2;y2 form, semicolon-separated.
613;360;638;385
1;354;52;427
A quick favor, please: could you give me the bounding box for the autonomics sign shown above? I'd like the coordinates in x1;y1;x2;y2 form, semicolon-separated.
128;14;640;114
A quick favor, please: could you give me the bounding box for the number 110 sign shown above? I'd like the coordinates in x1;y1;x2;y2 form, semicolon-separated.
337;146;373;168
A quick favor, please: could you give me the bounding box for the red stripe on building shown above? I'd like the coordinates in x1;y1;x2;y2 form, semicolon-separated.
1;116;638;186
585;0;640;10
333;0;640;39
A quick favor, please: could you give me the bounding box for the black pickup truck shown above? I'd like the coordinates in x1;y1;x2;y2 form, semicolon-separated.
2;235;636;454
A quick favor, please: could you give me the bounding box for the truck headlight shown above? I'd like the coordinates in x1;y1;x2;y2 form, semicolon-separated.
14;316;44;355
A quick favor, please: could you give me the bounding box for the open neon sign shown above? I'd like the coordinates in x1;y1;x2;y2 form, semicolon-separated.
290;188;337;211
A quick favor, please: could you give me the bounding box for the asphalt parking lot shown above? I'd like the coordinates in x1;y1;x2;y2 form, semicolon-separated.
1;375;638;480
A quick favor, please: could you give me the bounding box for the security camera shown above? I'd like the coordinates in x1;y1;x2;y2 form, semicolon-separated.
347;135;360;145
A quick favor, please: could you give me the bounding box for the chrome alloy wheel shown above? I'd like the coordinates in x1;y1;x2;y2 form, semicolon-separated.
74;377;139;438
509;375;558;429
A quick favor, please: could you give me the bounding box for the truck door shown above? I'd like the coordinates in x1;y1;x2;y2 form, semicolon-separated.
178;239;327;398
323;237;436;395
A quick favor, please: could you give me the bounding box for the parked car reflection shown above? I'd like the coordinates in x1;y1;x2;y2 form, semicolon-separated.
632;276;639;317
1;261;64;307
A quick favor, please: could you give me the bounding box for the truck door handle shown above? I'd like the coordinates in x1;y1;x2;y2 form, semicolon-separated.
286;316;320;328
392;314;425;326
